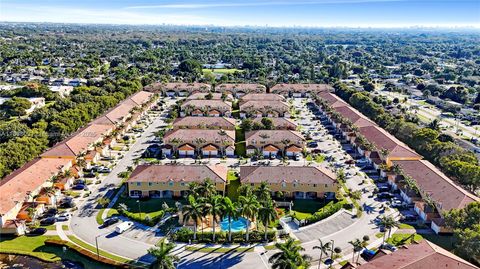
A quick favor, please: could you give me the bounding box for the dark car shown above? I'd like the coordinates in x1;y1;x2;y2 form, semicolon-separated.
84;172;95;178
377;192;394;199
101;217;119;228
402;214;417;222
74;179;85;185
40;217;56;225
59;200;76;209
72;184;86;190
360;249;376;261
307;141;318;148
28;227;47;235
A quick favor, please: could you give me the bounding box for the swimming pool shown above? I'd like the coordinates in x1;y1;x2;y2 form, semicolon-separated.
219;217;248;232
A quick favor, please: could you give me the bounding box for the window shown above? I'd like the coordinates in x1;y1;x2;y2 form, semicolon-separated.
169;181;174;187
293;183;298;188
282;182;286;188
325;184;328;187
136;182;141;186
313;184;317;187
181;182;185;186
148;182;153;186
251;183;254;186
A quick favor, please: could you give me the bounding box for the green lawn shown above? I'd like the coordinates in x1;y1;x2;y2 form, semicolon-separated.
289;199;326;220
227;170;241;201
202;68;243;74
0;235;111;268
422;234;457;251
96;208;106;225
397;223;415;229
113;194;180;219
235;126;246;157
67;235;131;263
43;224;57;230
387;233;423;246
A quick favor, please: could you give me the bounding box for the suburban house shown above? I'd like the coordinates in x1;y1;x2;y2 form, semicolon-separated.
239;100;290;118
145;82;211;97
240;166;337;199
0;158;72;235
245;130;305;157
186;92;233;102
317;91;349;108
251;117;298;130
173;116;236;130
163;129;236;157
270;83;332;97
391;160;479;234
239;93;286;104
126;164;228;198
180;99;232;117
215;83;266;97
356;240;478;269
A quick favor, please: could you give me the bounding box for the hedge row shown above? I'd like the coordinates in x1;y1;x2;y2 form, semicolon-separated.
302;200;347;225
44;239;140;268
171;227;276;244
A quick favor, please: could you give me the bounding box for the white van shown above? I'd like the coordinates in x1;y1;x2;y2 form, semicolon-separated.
114;221;134;234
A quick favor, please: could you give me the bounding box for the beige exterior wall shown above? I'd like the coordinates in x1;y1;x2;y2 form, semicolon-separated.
128;181;226;197
247;182;338;197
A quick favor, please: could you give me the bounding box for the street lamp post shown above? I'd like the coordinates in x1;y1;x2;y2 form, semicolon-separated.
137;200;142;219
95;234;101;260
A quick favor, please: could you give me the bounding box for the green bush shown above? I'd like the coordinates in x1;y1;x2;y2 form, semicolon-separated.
304;200;345;224
171;228;276;244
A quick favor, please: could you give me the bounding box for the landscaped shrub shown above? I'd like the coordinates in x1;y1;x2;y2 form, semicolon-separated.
303;200;346;225
170;228;276;244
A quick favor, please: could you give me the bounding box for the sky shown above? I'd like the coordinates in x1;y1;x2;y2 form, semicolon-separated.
0;0;479;28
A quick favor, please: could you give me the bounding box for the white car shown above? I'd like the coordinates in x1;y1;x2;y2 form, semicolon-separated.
115;221;134;234
56;213;71;221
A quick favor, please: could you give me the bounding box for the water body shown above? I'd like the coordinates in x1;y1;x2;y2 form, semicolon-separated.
0;254;83;269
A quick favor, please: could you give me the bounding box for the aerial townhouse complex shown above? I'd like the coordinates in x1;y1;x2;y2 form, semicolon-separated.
313;90;480;234
0;90;157;235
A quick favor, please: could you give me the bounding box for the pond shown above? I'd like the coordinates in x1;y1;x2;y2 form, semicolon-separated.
219;217;248;232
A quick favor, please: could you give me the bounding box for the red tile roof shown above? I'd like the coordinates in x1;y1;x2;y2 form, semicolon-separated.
186;92;232;101
127;164;228;183
178;144;195;151
358;240;478;269
240;100;290;112
0;158;71;214
173;117;236;130
245;130;305;145
164;129;235;145
271;84;332;93
334;106;376;127
240;93;285;103
147;82;211;92
358;125;420;159
129;91;154;106
240;166;336;184
181;99;232;111
392;160;479;211
215;83;266;93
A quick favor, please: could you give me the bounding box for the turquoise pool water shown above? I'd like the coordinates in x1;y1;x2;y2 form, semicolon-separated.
220;217;248;232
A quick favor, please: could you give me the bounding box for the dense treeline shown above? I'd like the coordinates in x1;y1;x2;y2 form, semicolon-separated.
0;79;142;179
334;82;480;192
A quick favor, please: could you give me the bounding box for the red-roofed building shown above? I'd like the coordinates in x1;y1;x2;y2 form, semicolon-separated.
271;83;332;98
215;83;266;97
127;164;228;198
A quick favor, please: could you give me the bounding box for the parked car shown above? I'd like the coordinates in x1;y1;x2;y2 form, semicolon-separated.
101;217;119;228
101;156;116;161
293;154;301;161
377;192;394;199
402;214;417;222
360;249;376;261
381;243;398;252
115;221;134;234
391;199;404;208
59;200;76;209
57;213;71;221
84;172;95;178
97;167;112;173
28;228;47;235
40;217;56;226
74;179;85;185
307;141;318;148
72;184;87;190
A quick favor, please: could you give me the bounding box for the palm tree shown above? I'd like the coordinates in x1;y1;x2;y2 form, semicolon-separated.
280;138;291;157
255;182;272;206
379;216;399;246
312;239;331;269
148;239;179;269
186;182;201;198
238;184;253;197
182;195;203;241
269;237;312;269
199;178;216;198
222;197;238;242
348;238;363;265
205;195;224;242
258;200;277;242
238;194;260;242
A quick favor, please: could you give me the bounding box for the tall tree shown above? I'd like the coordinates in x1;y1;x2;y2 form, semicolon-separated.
238;194;259;242
182;195;203;241
269;237;312;269
147;239;179;269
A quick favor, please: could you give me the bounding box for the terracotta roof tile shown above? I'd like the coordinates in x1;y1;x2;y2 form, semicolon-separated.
0;158;71;214
240;166;336;184
271;84;333;93
392;160;479;211
358;240;477;269
127;164;228;183
130;91;154;106
252;117;298;130
173;117;236;130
